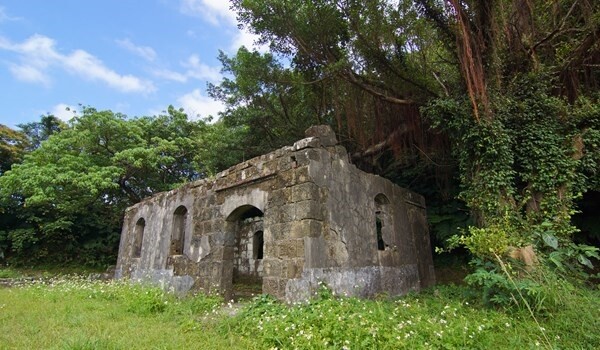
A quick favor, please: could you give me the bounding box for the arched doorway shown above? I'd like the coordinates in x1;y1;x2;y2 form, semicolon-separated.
226;205;265;300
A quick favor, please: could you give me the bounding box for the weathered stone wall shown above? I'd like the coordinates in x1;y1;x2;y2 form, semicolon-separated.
115;125;435;301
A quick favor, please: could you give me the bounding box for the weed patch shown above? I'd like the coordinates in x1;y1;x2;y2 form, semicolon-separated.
0;276;598;349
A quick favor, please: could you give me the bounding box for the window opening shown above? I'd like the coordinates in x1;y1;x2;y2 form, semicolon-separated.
133;218;145;258
253;230;264;259
376;213;385;251
375;194;390;251
170;206;188;255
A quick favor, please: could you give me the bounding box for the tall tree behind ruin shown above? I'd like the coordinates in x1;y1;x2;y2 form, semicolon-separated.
229;0;599;263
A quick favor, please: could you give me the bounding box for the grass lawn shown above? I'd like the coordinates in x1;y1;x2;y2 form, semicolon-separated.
0;272;598;349
0;277;255;350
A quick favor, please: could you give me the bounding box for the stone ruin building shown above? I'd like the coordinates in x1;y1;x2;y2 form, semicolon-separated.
115;125;435;302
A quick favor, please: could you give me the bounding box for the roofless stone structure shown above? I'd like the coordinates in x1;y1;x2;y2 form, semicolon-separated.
115;125;435;302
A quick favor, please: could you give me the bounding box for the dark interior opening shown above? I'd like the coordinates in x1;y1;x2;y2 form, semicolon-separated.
376;213;385;251
573;190;600;247
170;205;187;255
253;230;264;259
133;218;145;258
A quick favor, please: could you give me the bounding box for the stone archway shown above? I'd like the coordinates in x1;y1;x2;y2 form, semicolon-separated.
225;205;265;300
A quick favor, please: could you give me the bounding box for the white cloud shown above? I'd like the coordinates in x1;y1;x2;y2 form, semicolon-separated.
178;1;266;53
51;103;78;121
8;64;49;85
231;29;268;53
179;0;236;25
63;49;155;93
0;34;156;94
176;89;224;120
0;7;22;22
151;54;221;83
152;69;188;83
115;38;157;62
182;54;221;81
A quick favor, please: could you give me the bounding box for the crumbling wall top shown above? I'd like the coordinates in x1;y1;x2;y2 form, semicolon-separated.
304;125;337;146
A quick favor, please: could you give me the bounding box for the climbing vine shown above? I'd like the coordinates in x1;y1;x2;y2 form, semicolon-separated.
424;72;600;269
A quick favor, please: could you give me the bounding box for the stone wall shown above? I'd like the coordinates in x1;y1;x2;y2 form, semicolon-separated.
115;125;435;302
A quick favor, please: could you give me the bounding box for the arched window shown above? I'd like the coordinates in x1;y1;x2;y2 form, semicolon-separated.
170;206;188;255
375;194;390;251
253;230;264;260
133;218;145;258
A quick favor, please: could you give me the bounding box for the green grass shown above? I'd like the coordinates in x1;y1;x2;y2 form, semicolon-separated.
0;266;23;278
0;276;598;349
0;277;253;349
0;264;105;278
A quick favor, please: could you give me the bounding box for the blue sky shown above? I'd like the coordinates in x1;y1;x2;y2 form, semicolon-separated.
0;0;261;128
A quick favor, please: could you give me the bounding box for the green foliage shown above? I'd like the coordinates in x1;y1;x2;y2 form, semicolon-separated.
427;199;473;248
0;107;209;265
445;222;513;259
121;285;170;315
424;73;600;269
228;284;599;349
0;266;22;278
17;114;65;150
208;47;327;164
0;124;29;176
464;258;577;315
546;242;600;278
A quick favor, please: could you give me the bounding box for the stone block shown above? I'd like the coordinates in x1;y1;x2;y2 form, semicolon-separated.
293;137;321;151
286;260;303;279
276;169;296;187
267;188;292;207
291;182;319;202
277;156;295;172
278;239;304;258
277;240;294;258
334;145;348;161
277;278;289;297
295;240;306;257
294;200;324;220
263;259;280;276
290;219;323;238
280;204;295;223
294;166;310;184
306;148;323;162
223;246;235;260
263;277;279;295
268;223;292;241
264;241;277;256
304;125;338;146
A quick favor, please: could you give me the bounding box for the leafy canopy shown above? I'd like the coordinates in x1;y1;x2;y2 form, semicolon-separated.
0;107;209;265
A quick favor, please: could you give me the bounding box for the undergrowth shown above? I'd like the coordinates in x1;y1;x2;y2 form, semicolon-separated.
225;283;599;349
0;276;598;349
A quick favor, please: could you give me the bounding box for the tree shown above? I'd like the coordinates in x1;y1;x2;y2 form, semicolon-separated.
229;0;599;271
0;125;29;175
0;107;208;265
220;2;455;190
417;0;599;257
232;0;447;145
208;47;332;160
18;114;65;150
